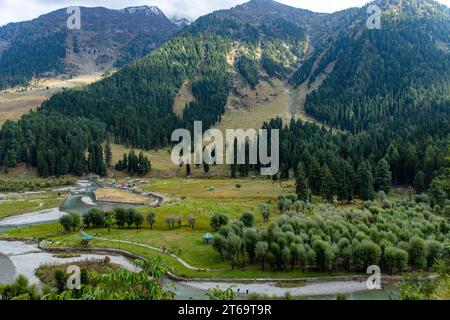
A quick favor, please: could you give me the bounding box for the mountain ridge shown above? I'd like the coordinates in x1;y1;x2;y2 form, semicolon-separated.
0;0;448;183
0;5;181;89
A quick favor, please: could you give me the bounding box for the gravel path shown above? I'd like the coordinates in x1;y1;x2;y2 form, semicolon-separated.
83;231;212;271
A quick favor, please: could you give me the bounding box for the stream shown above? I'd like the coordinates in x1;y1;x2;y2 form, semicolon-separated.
0;181;396;300
0;179;141;230
0;240;395;300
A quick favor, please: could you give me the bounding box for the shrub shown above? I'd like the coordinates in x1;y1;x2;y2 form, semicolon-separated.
240;212;255;228
381;200;392;209
210;212;229;231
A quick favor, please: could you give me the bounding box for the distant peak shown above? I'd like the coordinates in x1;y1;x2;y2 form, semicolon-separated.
170;17;192;27
120;5;163;16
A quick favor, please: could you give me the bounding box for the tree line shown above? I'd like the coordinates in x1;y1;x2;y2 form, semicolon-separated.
211;197;449;273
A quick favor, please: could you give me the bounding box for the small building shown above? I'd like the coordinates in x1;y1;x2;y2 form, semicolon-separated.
81;234;94;246
203;233;214;243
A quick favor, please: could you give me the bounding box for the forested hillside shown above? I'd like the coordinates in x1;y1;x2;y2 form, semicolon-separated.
0;0;448;202
0;0;312;176
0;5;180;89
291;0;450;133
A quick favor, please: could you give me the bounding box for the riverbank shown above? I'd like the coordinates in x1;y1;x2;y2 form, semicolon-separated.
0;239;395;299
0;240;138;285
0;208;68;228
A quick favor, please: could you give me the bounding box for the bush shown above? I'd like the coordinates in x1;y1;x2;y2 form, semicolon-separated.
59;213;81;232
240;212;255;228
384;246;408;274
381;200;392;209
210;212;229;231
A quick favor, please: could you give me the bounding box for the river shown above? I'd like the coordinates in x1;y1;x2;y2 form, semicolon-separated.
0;179;141;230
0;181;396;300
0;240;395;300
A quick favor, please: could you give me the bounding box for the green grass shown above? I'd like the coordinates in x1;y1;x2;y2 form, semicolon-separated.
2;223;351;279
1;177;299;278
137;177;295;231
143;177;293;200
0;192;67;219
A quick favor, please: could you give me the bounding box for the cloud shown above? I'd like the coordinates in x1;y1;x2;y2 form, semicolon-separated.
0;0;449;26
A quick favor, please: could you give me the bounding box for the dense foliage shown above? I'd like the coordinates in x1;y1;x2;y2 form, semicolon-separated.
115;151;151;176
0;32;66;89
0;177;76;192
212;198;449;273
293;6;450;135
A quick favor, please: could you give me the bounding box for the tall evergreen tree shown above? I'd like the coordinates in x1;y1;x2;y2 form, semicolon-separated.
374;159;392;193
295;166;310;202
356;161;375;201
104;142;112;167
309;157;322;195
320;164;336;202
413;170;426;194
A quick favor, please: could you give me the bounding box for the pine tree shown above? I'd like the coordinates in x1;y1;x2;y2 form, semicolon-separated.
37;152;49;178
356;161;375;201
336;159;354;203
320;164;336;202
413;170;426;193
4;149;17;167
105;142;112;166
374;159;392;192
122;153;128;170
309;157;322;195
295;166;310;202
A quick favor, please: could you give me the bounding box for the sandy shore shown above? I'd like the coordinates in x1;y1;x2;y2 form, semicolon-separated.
0;208;68;227
0;240;138;285
81;196;97;206
183;280;372;297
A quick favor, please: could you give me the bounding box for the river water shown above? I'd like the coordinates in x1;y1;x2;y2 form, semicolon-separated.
0;180;141;230
0;253;15;284
0;181;395;300
0;243;394;300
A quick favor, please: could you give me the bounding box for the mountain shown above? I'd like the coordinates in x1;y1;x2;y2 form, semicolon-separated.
170;17;192;28
291;0;450;133
0;5;181;89
34;0;323;150
0;0;448;181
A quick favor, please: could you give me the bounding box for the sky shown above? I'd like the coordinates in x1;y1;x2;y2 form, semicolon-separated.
0;0;449;26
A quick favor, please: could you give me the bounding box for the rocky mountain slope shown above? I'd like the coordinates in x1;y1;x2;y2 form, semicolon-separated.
0;5;181;89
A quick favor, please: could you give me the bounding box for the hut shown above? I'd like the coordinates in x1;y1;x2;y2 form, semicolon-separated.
203;233;214;243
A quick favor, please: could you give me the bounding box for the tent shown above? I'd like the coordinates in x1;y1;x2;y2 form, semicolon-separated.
203;233;214;243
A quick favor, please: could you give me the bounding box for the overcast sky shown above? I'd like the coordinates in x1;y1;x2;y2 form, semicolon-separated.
0;0;449;26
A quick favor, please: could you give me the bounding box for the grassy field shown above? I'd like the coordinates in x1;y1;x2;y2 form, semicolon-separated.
172;80;195;117
216;78;292;134
1;177;301;278
108;77;293;179
3;222;351;279
0;74;102;127
109;144;231;178
0;163;38;179
0;192;68;219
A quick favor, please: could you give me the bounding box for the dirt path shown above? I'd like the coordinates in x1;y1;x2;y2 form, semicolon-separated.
82;231;222;272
